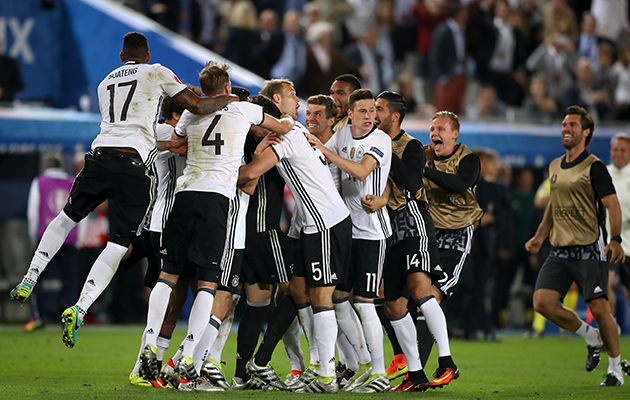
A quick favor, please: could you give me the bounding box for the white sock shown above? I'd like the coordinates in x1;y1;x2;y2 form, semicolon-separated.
144;281;175;348
194;315;221;374
26;211;78;283
173;341;184;364
391;313;422;372
181;288;215;361
334;299;370;364
283;316;306;371
609;355;623;377
576;322;601;346
209;294;240;362
419;296;451;357
313;308;337;378
298;304;319;366
355;301;385;374
75;242;127;312
156;335;171;363
337;331;358;371
131;330;147;375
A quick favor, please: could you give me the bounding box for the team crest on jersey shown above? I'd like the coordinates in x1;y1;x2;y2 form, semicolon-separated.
231;274;240;287
355;146;365;160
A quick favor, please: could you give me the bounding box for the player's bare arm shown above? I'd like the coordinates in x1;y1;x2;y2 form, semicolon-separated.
361;184;391;213
173;88;238;115
525;202;554;254
601;193;626;263
157;135;187;154
308;133;379;181
238;146;279;195
259;114;295;135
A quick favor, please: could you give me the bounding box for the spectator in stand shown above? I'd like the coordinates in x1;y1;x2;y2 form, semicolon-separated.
591;0;629;45
542;0;578;41
525;32;577;103
251;9;284;79
429;2;469;115
375;0;395;88
612;44;630;121
467;85;507;120
300;21;359;98
391;0;418;64
474;0;527;106
516;0;545;57
222;0;259;68
577;12;599;65
343;27;386;94
594;42;617;104
0;37;24;102
302;1;321;30
344;0;378;41
413;0;446;103
561;57;612;121
312;0;353;46
522;75;559;122
270;10;307;87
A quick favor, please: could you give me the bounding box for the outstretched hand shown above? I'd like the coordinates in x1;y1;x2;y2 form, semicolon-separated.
255;132;283;155
167;136;188;154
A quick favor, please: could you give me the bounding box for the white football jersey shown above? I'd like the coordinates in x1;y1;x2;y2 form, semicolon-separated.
272;122;349;234
326;125;392;240
94;62;186;165
148;123;186;233
175;101;264;199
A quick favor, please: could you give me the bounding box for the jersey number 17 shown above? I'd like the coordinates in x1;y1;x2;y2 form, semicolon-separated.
106;80;137;123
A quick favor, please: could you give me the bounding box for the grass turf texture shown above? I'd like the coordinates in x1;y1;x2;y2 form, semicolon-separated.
2;324;629;399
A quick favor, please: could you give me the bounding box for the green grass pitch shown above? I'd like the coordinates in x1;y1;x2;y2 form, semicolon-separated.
2;324;629;399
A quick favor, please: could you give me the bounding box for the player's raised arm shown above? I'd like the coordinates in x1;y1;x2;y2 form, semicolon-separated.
173;87;238;115
259;113;295;135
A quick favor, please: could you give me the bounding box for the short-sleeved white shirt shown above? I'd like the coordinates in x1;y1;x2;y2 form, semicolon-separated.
175;101;264;199
148;123;186;233
94;62;187;165
272;122;349;234
326;125;392;239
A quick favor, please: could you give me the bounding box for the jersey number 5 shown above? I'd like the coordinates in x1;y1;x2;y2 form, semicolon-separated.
202;115;225;155
106;80;137;123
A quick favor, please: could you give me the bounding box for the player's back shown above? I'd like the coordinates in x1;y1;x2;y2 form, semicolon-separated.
94;62;186;164
273;122;349;234
176;101;264;199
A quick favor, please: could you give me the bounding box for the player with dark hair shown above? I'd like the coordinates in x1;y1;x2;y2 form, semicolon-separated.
526;106;630;386
310;88;392;393
10;31;237;348
330;74;362;132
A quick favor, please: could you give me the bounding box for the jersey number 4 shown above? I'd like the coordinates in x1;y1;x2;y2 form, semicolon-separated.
106;80;137;123
202;115;225;155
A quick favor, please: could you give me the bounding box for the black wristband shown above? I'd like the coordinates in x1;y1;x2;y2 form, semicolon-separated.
611;235;622;244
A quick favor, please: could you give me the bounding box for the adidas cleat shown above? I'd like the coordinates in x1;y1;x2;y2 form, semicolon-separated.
176;356;200;382
285;370;303;387
600;371;624;386
140;344;159;380
178;377;224;392
586;343;605;372
246;358;287;390
391;377;430;392
352;373;391;393
295;377;339;393
621;359;630;376
387;354;408;380
129;372;152;387
159;358;180;388
287;368;318;390
201;358;230;390
149;376;173;388
10;280;34;305
342;362;371;391
337;367;355;389
430;365;460;388
231;376;274;390
61;306;84;348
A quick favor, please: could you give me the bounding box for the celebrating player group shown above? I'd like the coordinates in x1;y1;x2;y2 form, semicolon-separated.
10;31;630;392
